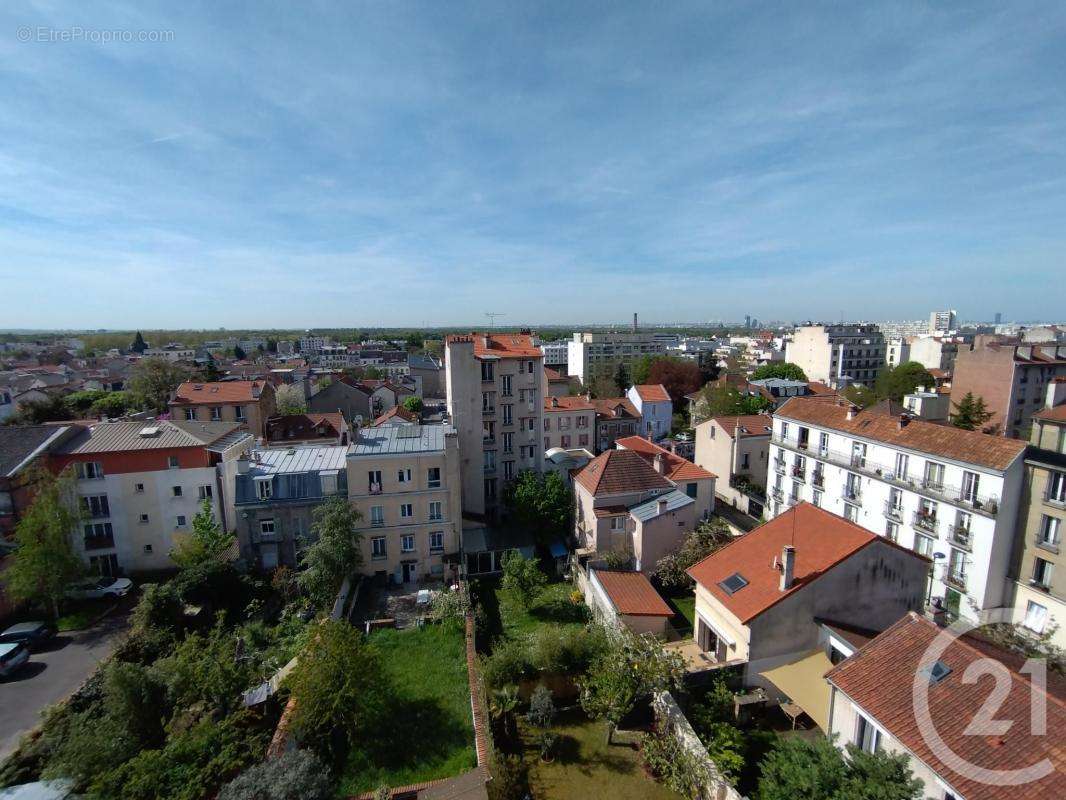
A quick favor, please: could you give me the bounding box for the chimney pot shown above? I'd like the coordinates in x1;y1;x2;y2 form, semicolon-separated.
780;544;796;591
653;452;666;474
846;405;859;420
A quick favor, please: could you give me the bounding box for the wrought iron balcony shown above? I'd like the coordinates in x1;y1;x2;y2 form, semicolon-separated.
913;512;939;534
83;535;115;551
773;459;787;474
947;524;973;551
811;472;825;489
770;487;784;502
791;466;806;482
883;502;903;521
945;571;968;591
842;487;862;504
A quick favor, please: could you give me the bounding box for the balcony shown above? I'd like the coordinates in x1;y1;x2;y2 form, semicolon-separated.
913;512;939;534
729;475;765;500
841;486;862;505
83;535;115;551
945;572;968;592
773;459;787;475
883;502;903;521
770;487;784;502
947;524;973;551
368;484;382;495
811;472;825;489
482;406;496;415
482;437;496;447
791;465;806;482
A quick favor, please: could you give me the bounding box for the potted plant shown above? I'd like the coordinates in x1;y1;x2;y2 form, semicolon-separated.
538;731;558;763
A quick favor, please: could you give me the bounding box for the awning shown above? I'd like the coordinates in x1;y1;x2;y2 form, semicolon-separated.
759;649;833;731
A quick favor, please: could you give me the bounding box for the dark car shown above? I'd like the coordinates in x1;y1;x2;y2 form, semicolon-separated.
0;641;30;678
0;621;57;650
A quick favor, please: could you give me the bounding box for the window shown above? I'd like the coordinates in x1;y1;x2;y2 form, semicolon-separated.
427;467;441;488
885;521;899;542
502;432;514;454
780;422;789;440
81;495;110;517
172;485;183;497
144;544;153;553
429;531;444;552
948;549;968;586
370;506;384;526
484;477;497;499
184;408;196;421
368;470;382;494
135;483;145;493
961;471;980;504
1032;558;1054;589
371;537;387;559
1048;471;1066;504
176;515;188;528
502;405;513;425
168;455;180;468
320;472;338;495
914;533;934;557
525;360;534;374
83;522;113;541
812;490;822;507
741;453;750;469
924;461;946;490
818;432;829;455
543;418;550;431
855;714;881;753
851;441;866;468
235;405;246;421
1038;515;1061;549
844;504;858;522
503;461;515;480
77;461;104;479
579;434;589;447
198;485;213;500
501;375;512;396
480;361;494;382
401;534;415;552
256;479;273;500
610;516;625;532
482;392;495;412
398;468;411;484
210;406;222;421
483;450;496;471
1023;600;1049;633
560;435;571;448
139;514;149;524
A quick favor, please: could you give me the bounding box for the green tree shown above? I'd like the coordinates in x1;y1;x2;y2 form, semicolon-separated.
500;551;547;608
130;331;148;353
950;392;994;431
698;721;745;780
875;361;935;403
297;496;364;610
751;362;807;381
201;354;222;382
363;366;387;380
613;361;630;394
840;746;923;800
631;354;656;385
217;749;334;800
234;344;247;360
579;627;685;743
104;661;168;747
275;383;308;415
689;384;773;425
155;618;256;715
8;395;74;425
652;517;732;590
405;332;425;350
526;684;556;729
6;467;84;619
171;500;236;568
128;357;190;413
501;470;572;545
841;384;878;409
266;338;278;353
401;395;423;414
63;389;108;414
286;620;387;763
89;391;133;418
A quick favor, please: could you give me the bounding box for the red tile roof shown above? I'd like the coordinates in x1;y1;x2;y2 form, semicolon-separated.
615;435;717;481
826;613;1066;800
633;384;671;403
447;333;543;359
710;414;773;439
593;570;674;616
591;397;640;420
264;413;346;442
371;406;418;425
544;367;567;381
1033;404;1066;423
574;449;674;496
172;380;268;405
687;502;926;623
544;396;596;412
776;397;1026;471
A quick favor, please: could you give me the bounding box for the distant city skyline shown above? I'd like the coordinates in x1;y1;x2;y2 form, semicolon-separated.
2;3;1065;327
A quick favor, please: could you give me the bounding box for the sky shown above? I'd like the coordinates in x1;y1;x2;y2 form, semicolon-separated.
1;1;1065;329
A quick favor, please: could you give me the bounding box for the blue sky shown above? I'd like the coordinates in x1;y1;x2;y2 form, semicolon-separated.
1;2;1064;328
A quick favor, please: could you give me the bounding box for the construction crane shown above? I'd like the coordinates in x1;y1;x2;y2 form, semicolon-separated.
485;312;505;328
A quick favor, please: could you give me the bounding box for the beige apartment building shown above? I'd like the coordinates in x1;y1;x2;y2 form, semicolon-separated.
347;424;462;584
785;324;886;389
445;333;544;517
694;414;773;517
543;395;595;452
170;380;277;438
1008;387;1066;648
566;331;666;385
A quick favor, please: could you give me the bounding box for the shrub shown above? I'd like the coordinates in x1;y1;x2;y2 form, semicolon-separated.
216;749;334;800
500;551;547;608
41;711;138;791
697;721;745;780
603;550;631;570
486;755;530;800
154;618;258;716
104;661;168;747
640;726;710;797
430;584;470;626
480;637;533;689
528;624;608;675
687;674;734;732
526;684;556;729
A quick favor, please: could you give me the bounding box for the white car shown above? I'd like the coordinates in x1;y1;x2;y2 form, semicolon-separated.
0;641;30;678
65;577;134;600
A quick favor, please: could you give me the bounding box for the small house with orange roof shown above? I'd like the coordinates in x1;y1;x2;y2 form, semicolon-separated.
170;380;276;437
614;434;716;519
626;383;674;441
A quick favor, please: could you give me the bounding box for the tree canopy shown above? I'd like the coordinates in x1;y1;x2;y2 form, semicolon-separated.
401;395;423;414
751;362;807;381
127;358;190;413
950;392;995;432
690;383;773;425
130;331;147;353
170;500;235;568
874;361;935;403
275;383;308;416
501;470;572;545
647;357;704;402
613;361;630;395
652;518;732;590
297;496;364;610
500;551;547;609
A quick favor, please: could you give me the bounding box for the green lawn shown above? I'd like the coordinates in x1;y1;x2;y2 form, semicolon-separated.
56;598;116;631
670;594;696;633
337;623;477;796
496;580;588;640
523;710;683;800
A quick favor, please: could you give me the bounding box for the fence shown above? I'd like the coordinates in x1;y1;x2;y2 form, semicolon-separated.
653;691;748;800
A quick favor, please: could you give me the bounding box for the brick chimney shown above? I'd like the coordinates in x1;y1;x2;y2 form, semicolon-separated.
780;545;796;591
653;452;666;474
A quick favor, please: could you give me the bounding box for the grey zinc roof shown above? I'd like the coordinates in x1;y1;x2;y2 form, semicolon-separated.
0;426;75;477
348;424;450;456
246;445;350;476
59;420;246;453
629;489;694;522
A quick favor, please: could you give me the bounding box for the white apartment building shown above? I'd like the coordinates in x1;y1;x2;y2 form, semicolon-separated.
767;397;1027;621
885;338;910;368
53;420;253;575
908;336;960;373
566;332;666;385
445;333;544;517
539;340;569;369
929;309;957;334
143;345;196;362
299;334;327;355
785;324;886;389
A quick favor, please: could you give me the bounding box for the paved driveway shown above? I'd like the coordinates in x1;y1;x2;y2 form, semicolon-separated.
0;612;129;761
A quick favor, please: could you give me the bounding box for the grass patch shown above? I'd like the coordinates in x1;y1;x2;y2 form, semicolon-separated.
497;580;587;640
523;709;682;800
337;623;476;796
55;599;115;631
668;594;695;633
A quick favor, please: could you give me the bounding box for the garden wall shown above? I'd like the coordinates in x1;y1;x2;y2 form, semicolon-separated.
653;691;747;800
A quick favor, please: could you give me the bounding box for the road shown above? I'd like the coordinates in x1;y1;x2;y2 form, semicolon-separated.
0;611;129;761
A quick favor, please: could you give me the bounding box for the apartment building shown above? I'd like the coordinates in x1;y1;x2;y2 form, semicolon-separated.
1007;386;1066;647
543;395;595;452
566;331;666;385
885;338;910;368
785;324;886;389
626;384;673;441
928;309;957;334
908;336;961;373
768;397;1027;621
347;424;462;585
591;397;641;453
539;340;569;369
232;445;348;570
445;333;544;517
694;414;773;517
52;420;252;575
949;341;1066;438
143;345;196;362
170;380;277;438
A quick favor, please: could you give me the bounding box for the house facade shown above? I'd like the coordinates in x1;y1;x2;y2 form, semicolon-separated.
626;384;673;441
614;435;716;520
170;380;276;438
768;397;1026;621
592;397;640;453
542;395;596;452
694;414;773;517
785;324;886;389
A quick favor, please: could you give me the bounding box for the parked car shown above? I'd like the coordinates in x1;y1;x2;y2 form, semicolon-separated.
0;641;30;679
0;622;56;650
65;577;134;600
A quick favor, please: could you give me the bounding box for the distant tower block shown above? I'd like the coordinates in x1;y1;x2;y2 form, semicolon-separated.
633;313;638;331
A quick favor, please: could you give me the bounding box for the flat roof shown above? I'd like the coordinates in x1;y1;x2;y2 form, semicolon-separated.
246;445;349;476
348;424;451;456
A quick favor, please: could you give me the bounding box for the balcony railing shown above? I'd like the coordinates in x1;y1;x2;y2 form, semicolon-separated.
811;472;825;489
947;524;973;551
913;512;939;534
883;502;903;521
945;571;968;591
842;486;862;504
791;466;806;482
770;487;784;502
773;459;787;474
729;475;766;500
83;535;115;551
772;435;1001;517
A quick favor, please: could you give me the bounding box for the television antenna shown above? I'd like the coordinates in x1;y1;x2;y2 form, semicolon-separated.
485;312;505;328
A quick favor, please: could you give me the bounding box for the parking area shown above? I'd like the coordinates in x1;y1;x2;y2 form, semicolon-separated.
0;609;130;761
